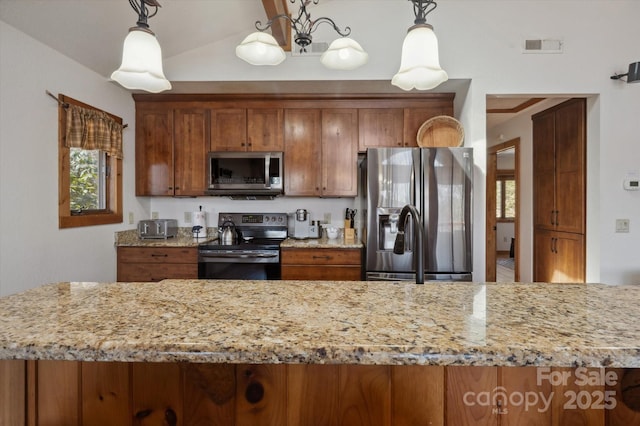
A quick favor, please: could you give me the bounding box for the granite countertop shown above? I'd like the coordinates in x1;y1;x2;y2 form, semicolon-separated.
280;237;363;249
115;228;217;247
1;280;639;367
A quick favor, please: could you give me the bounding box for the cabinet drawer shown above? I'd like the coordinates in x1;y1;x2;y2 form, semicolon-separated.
117;263;198;282
281;266;362;281
117;247;197;264
280;248;361;266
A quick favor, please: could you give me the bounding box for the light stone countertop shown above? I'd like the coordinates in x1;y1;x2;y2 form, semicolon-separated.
1;280;639;367
115;228;216;247
280;237;363;249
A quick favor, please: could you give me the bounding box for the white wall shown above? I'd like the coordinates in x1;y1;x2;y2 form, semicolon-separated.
0;21;145;296
3;1;640;290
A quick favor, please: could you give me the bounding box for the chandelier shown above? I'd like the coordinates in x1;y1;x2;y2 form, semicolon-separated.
111;0;171;93
236;0;368;70
392;0;448;91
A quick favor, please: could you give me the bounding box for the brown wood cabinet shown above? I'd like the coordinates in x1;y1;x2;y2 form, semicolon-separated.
134;94;455;197
284;108;358;197
403;104;454;147
533;99;586;283
136;107;208;196
8;360;634;426
281;247;362;280
358;108;404;150
210;108;247;151
117;246;198;282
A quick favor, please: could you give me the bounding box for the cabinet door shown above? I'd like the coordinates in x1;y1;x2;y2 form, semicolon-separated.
446;366;498;426
136;108;174;196
132;363;182;426
210;108;247;151
533;229;556;283
534;230;584;283
321;109;358;196
174;109;208;196
358;108;403;151
554;99;586;235
248;108;284;151
284;109;322;196
403;105;453;147
532;110;556;230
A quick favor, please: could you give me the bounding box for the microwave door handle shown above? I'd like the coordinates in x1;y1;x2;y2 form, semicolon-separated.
264;155;271;189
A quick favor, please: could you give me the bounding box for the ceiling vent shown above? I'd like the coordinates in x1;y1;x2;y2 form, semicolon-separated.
290;40;329;57
523;38;563;54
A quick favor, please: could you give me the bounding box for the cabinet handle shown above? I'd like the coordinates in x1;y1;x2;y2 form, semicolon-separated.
135;409;152;419
550;211;555;226
555;210;559;226
165;408;178;426
312;255;332;260
151;253;169;257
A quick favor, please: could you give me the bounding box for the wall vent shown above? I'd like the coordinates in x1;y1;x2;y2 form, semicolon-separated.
290;41;329;57
523;38;563;54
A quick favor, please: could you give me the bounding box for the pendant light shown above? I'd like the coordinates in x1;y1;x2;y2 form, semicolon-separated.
111;0;171;93
236;0;368;70
392;0;448;91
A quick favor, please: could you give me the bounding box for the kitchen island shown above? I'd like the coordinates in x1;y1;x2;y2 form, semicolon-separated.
1;280;640;425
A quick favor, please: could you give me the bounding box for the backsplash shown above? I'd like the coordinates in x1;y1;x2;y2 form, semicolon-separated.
145;197;359;229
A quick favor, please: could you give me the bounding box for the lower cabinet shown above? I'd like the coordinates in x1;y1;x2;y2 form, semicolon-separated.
280;247;363;281
5;360;638;426
117;247;198;282
534;230;585;283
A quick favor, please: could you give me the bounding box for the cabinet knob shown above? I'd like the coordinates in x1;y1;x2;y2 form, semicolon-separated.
165;408;177;426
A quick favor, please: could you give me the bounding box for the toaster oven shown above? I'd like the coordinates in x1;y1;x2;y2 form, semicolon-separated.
137;219;178;239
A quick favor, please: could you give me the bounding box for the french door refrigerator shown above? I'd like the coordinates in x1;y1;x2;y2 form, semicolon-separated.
365;147;473;282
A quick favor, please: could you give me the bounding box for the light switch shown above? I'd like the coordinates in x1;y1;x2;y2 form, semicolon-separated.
616;219;630;233
184;211;192;223
128;212;134;225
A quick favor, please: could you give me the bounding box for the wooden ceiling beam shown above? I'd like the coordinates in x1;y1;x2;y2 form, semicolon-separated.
486;98;545;114
261;0;292;51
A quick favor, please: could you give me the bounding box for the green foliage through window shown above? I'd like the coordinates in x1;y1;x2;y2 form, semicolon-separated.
496;177;515;220
70;148;104;212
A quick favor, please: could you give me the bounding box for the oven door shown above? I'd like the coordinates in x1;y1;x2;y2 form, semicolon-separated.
198;250;281;280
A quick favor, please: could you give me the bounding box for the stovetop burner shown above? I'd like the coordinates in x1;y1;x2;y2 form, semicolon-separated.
199;212;288;252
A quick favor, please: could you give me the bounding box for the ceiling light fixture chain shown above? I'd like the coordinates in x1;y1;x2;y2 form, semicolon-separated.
255;0;351;52
412;0;437;26
129;0;160;29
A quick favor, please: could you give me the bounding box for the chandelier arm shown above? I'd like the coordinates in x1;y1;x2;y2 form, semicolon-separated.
255;13;295;32
412;0;437;25
129;0;159;28
309;17;352;37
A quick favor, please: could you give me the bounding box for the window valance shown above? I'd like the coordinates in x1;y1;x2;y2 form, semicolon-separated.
65;104;124;159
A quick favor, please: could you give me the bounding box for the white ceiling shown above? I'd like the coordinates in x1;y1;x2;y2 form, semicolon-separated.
0;0;548;128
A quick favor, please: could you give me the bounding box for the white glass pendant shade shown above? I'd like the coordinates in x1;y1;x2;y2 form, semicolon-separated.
236;32;286;66
392;25;448;91
111;28;171;93
320;38;368;70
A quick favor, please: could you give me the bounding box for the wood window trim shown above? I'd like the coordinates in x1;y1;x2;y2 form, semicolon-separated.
58;95;123;228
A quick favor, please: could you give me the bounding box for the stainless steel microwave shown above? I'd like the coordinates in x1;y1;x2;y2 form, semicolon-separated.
206;151;283;198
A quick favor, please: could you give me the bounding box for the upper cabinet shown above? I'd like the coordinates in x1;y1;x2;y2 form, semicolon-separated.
133;94;455;198
210;108;284;152
284;108;358;197
136;107;208;197
210;108;247;151
247;108;284;151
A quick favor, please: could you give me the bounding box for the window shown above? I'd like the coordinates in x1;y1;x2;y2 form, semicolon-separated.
58;94;123;228
496;171;515;221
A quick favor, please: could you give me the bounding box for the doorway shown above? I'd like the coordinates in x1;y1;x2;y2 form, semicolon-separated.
486;138;520;282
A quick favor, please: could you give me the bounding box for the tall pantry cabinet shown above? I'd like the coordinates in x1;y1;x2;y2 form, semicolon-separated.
532;98;586;283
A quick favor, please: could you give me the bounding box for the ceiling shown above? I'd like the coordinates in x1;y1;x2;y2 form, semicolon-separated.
1;0;547;128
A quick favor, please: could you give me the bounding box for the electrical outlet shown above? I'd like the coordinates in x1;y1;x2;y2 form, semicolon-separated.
128;212;134;225
151;211;159;219
616;219;630;233
184;211;192;223
324;213;331;223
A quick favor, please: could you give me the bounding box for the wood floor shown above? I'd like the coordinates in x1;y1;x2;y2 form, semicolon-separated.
496;253;515;282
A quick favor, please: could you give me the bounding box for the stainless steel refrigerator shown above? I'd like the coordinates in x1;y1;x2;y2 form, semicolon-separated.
364;147;473;281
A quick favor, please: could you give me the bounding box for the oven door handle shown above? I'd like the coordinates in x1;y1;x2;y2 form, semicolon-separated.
199;253;278;259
